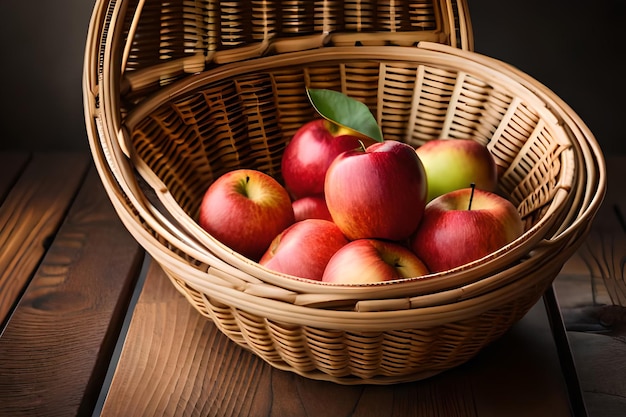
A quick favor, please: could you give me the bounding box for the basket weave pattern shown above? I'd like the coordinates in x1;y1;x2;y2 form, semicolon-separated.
118;0;473;104
84;0;605;384
166;264;553;382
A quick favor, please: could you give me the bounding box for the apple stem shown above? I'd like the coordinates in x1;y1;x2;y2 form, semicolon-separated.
468;183;476;210
236;175;251;198
358;139;366;152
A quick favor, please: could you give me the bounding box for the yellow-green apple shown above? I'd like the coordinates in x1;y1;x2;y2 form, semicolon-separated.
415;138;498;202
324;140;428;241
292;194;333;222
198;169;295;261
410;186;524;273
259;219;349;281
281;119;363;199
322;239;430;284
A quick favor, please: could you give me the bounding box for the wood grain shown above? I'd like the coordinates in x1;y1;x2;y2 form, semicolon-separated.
0;165;145;417
101;260;573;417
0;151;29;202
0;152;90;324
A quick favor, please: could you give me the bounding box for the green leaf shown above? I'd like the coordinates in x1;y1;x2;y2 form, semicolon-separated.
306;88;383;142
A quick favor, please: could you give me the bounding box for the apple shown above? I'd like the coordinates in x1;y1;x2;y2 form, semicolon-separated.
324;140;428;241
322;239;430;284
415;138;498;202
410;186;524;273
281;118;364;199
198;169;295;261
292;194;333;222
259;219;349;281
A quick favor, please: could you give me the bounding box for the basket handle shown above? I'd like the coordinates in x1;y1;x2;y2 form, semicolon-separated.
84;0;270;291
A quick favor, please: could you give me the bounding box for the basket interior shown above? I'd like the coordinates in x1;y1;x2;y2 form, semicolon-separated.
126;48;574;245
90;0;576;298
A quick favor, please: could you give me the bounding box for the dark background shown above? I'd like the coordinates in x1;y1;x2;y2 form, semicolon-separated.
0;0;624;155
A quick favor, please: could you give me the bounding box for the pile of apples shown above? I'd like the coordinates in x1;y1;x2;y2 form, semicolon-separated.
198;90;524;284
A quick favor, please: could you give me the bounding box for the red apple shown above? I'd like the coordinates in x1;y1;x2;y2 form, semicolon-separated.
198;169;295;261
324;140;428;241
259;219;349;281
410;187;524;273
415;138;498;202
281;119;363;199
322;239;430;284
292;194;333;222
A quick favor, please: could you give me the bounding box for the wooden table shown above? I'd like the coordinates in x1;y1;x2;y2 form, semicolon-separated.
0;151;623;417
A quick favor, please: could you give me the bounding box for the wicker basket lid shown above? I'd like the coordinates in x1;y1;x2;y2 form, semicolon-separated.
93;0;473;104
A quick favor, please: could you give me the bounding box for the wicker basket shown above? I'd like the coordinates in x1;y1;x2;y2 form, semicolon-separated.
83;0;606;384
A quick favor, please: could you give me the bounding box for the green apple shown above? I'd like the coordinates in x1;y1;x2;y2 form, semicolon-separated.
415;138;498;202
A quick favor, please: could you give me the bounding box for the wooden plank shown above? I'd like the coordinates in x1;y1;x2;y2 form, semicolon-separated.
554;155;626;417
101;260;573;417
0;152;90;324
0;151;30;202
567;332;626;417
469;298;575;417
0;166;145;417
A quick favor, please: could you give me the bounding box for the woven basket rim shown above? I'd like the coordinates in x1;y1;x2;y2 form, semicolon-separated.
85;38;607;304
107;183;584;328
